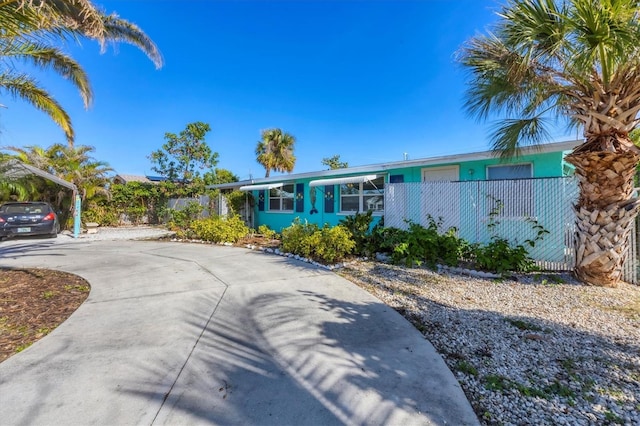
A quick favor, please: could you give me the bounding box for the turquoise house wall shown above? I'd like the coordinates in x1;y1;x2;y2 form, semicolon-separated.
250;149;573;232
251;176;384;232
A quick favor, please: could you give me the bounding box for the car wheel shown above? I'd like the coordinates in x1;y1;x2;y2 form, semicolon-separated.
49;222;59;238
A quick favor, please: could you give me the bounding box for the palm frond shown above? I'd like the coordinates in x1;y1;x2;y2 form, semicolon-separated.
1;37;93;106
490;117;552;159
100;14;163;69
0;72;73;142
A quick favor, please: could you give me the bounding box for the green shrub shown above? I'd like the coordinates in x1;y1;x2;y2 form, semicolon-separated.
470;210;549;274
312;224;356;264
471;238;538;274
83;204;118;226
281;219;355;264
339;211;374;255
368;222;409;255
225;190;253;215
257;224;278;240
166;201;203;231
189;215;250;243
390;217;469;268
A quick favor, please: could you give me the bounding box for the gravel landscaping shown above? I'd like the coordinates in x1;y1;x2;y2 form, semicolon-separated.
338;261;640;426
6;228;638;425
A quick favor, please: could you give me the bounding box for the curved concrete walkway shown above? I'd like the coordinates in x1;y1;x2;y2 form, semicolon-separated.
0;239;478;425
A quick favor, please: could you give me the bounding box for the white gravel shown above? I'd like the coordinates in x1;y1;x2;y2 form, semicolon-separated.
337;261;640;426
59;226;176;242
0;226;175;247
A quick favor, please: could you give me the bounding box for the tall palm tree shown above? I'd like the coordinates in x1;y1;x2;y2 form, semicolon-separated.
0;0;163;144
459;0;640;287
255;128;296;177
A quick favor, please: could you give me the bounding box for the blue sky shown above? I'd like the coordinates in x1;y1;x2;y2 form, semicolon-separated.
0;0;574;180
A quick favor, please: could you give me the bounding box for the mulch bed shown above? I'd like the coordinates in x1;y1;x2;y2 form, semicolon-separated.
0;268;90;363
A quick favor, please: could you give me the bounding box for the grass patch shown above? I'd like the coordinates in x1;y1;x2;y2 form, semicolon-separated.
603;410;624;425
484;374;511;392
456;360;478;377
544;381;575;398
506;318;543;332
41;290;56;300
606;298;640;320
64;284;90;292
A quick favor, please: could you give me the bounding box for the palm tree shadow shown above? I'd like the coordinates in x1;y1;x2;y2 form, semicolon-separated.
119;285;476;425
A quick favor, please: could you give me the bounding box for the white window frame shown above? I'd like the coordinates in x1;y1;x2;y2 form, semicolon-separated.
339;176;385;214
268;183;295;212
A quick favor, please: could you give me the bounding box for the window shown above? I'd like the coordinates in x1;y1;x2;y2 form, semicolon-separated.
269;183;294;211
486;164;533;217
486;164;532;180
340;176;384;213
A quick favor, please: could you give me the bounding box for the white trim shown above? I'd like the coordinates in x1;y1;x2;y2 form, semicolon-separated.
309;174;379;187
239;183;283;191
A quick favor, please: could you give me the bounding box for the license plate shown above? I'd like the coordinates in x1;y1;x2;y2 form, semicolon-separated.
17;227;31;233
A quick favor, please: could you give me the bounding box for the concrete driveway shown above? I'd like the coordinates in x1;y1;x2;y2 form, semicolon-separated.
0;238;478;425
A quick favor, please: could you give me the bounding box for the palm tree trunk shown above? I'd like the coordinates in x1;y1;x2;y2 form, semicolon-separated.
565;148;640;287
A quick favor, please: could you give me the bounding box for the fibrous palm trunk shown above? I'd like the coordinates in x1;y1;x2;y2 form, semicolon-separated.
565;137;640;287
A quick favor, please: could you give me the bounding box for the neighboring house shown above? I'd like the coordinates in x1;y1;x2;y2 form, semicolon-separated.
113;174;167;184
210;140;580;234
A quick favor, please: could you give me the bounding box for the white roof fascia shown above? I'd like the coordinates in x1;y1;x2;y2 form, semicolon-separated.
309;174;379;187
238;182;284;191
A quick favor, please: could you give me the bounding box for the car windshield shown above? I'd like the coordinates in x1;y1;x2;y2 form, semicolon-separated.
1;204;48;214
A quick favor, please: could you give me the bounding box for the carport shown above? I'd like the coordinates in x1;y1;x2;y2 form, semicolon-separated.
1;160;81;238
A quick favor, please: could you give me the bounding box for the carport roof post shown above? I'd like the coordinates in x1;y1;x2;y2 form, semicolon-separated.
2;160;80;237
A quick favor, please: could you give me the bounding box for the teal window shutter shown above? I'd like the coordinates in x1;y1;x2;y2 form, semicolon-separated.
324;185;335;213
295;183;304;212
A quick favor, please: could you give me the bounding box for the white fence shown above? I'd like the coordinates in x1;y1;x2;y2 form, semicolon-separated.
385;177;638;283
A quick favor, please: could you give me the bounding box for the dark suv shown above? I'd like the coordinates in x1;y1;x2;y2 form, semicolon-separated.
0;202;60;240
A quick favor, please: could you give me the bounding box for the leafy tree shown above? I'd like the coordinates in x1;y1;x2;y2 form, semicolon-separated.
255;128;296;177
149;122;219;195
0;0;163;144
322;155;349;170
460;0;640;287
204;168;239;185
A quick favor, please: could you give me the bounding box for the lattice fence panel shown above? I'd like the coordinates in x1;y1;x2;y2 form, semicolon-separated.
385;177;638;283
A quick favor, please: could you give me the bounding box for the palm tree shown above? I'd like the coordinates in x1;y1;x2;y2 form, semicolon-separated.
45;143;112;201
459;0;640;287
5;143;112;209
255;128;296;177
0;0;163;144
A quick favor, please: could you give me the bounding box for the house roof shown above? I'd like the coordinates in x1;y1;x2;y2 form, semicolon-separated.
114;174;153;183
209;139;581;190
113;174;172;184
